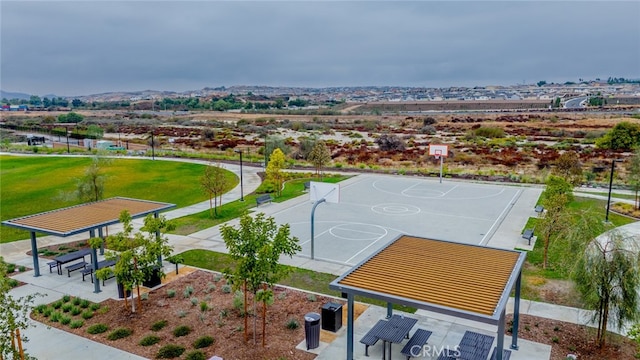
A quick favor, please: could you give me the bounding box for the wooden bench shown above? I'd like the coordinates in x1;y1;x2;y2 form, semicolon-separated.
256;194;272;206
66;261;88;277
522;229;534;245
47;261;58;273
400;329;432;359
360;319;388;356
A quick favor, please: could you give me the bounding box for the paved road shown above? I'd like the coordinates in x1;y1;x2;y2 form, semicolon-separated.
564;96;587;109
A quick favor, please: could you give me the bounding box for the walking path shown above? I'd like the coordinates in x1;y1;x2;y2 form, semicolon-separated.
2;156;636;359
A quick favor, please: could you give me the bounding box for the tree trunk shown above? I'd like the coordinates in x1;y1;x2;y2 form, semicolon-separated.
16;328;24;360
600;293;610;348
134;257;142;313
209;196;213;218
244;281;248;342
253;297;257;345
262;283;267;347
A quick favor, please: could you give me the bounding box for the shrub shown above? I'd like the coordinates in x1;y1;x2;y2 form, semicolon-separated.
151;320;168;331
61;303;73;313
43;308;53;317
286;318;299;330
193;335;214;349
233;291;244;311
80;299;90;308
167;289;176;298
474;126;505;138
156;344;185;359
87;324;108;334
307;293;317;302
141;293;149;301
18;265;26;272
81;310;94;320
35;304;48;314
173;325;191;337
185;351;206;360
221;284;232;294
50;312;62;323
6;263;15;273
52;301;63;309
7;279;18;288
72;297;82;306
60;315;72;325
70;306;82;316
200;301;208;312
190;297;199;306
139;335;161;346
62;294;71;303
107;328;133;341
177;310;188;318
70;320;84;329
89;303;100;311
183;285;194;298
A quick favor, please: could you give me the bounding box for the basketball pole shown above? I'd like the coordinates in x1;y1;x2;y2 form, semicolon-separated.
310;198;326;260
310;187;337;260
439;155;444;183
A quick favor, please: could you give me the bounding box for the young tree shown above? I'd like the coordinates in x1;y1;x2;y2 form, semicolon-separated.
0;257;43;360
96;211;175;313
538;175;573;269
307;140;331;179
220;213;301;345
552;150;583;186
628;149;640;210
572;229;640;348
266;148;286;197
76;156;110;202
200;163;229;217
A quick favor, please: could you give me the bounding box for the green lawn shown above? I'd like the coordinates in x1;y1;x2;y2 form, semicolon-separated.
179;249;416;313
0;156;236;243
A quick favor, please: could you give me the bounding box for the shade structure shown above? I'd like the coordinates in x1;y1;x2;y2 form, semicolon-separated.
330;234;526;360
2;197;175;278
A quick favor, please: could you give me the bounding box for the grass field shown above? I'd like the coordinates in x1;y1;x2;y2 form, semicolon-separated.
0;155;237;243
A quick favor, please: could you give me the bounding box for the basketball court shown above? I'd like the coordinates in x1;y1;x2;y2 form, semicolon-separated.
270;174;524;266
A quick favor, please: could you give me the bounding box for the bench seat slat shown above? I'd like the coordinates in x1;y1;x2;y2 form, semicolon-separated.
400;328;432;359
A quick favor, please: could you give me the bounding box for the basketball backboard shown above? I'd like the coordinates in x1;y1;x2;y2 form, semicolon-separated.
428;144;449;157
309;182;340;204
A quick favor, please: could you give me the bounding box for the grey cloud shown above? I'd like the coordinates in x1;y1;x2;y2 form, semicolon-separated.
1;1;638;96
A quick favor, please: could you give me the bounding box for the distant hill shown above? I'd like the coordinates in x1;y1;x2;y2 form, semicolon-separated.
1;90;31;100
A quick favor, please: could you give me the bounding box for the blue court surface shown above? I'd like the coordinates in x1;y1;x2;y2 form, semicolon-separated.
270;174;523;266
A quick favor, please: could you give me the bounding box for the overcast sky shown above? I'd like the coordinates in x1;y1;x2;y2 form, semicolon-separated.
1;1;639;96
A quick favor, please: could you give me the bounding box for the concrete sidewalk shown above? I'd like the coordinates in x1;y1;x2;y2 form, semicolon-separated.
2;161;633;359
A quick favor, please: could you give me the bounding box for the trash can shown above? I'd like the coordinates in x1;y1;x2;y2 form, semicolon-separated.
304;312;321;350
321;302;343;332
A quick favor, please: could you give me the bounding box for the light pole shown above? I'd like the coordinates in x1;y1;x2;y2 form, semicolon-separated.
605;159;622;223
235;149;244;201
263;132;268;169
66;129;70;153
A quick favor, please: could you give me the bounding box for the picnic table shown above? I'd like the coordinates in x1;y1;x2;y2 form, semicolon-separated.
379;315;418;360
361;314;417;360
50;248;92;276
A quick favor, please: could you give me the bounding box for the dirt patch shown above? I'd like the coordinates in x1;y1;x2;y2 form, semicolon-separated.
537;279;583;309
506;314;636;360
31;269;356;360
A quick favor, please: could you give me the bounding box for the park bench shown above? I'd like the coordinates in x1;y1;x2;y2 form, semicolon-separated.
66;261;88;277
534;205;544;214
400;328;432;360
47;261;58;273
304;181;311;191
522;229;534;245
360;319;388;356
256;194;272;207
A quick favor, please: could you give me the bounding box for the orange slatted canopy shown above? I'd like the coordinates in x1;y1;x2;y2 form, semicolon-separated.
330;235;526;324
2;197;175;237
